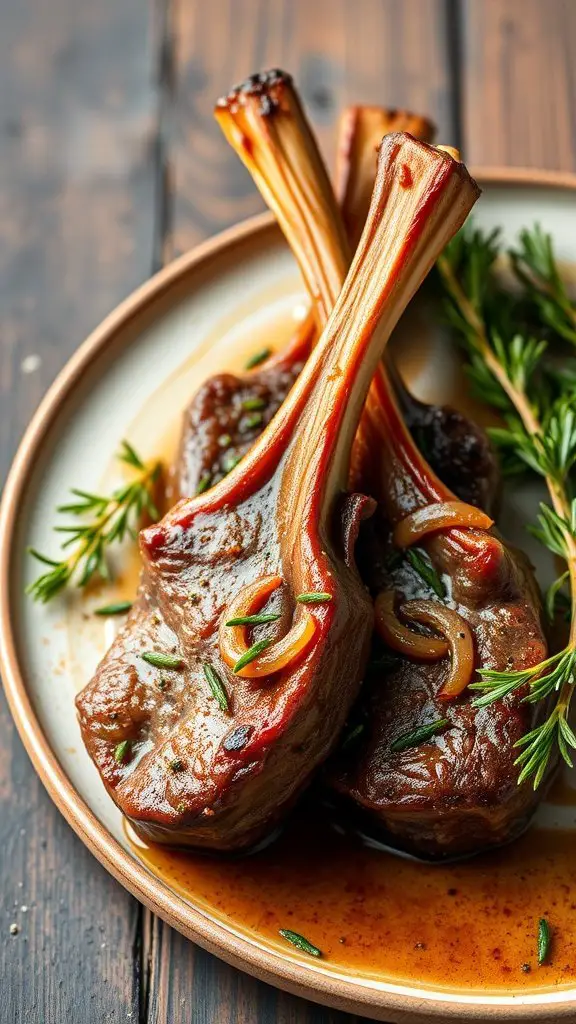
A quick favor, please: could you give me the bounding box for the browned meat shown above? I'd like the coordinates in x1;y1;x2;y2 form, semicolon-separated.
218;71;549;859
330;372;551;858
175;330;309;499
76;134;479;849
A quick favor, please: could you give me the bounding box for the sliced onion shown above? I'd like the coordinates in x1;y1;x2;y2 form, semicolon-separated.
393;501;494;548
220;574;316;678
374;591;449;661
401;598;475;697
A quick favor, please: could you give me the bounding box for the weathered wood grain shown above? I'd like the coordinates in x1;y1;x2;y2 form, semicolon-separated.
0;0;160;1020
165;0;456;258
144;918;364;1023
461;0;576;169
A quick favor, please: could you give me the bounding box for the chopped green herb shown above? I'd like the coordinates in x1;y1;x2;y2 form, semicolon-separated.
341;722;365;750
244;348;271;370
243;412;263;429
189;592;200;604
295;592;332;604
168;758;184;772
232;639;271;674
391;718;449;753
225;613;281;626
176;801;187;814
196;474;212;495
406;548;446;599
367;652;401;674
538;918;551;965
114;740;132;764
157;677;169;691
141;651;184;670
203;662;229;711
242;396;266;411
279;929;322;958
218;433;232;448
94;601;133;616
222;451;242;474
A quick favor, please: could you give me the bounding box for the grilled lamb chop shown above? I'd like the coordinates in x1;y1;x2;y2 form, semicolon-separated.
76;134;479;850
177;72;496;513
226;76;551;858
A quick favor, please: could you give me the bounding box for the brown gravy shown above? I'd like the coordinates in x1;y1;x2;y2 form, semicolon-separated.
127;809;576;993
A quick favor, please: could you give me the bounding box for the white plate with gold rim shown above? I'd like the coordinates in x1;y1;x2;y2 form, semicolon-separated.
2;170;576;1023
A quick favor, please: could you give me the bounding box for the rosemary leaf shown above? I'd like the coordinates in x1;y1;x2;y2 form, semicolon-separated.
114;740;132;764
279;929;322;958
244;348;271;370
406;549;446;599
196;473;212;495
538;918;551;966
391;718;449;753
94;601;133;616
232;639;271;673
242;396;267;411
295;592;332;604
225;613;281;626
141;651;184;670
203;662;229;711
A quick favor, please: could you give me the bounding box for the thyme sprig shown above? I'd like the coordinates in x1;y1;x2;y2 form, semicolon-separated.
438;223;576;787
26;441;162;603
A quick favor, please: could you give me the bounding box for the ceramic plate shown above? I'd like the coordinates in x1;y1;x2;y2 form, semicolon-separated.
2;170;576;1023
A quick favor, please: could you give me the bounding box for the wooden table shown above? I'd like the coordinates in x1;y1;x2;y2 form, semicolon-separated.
1;1;575;1020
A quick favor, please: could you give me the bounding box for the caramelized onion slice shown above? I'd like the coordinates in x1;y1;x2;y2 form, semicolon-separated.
220;575;316;678
401;599;475;698
375;591;449;662
393;501;494;548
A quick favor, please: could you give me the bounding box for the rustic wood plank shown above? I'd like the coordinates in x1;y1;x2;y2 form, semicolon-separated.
460;0;576;169
145;918;364;1023
143;2;455;1021
0;0;161;1020
165;0;456;258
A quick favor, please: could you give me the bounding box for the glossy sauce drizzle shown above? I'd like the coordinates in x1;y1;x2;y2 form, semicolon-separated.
128;805;576;993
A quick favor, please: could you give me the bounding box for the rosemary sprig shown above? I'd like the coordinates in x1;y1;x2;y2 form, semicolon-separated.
438;223;576;787
512;224;576;345
26;441;161;603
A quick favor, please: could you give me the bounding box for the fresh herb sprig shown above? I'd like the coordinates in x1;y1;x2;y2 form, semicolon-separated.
26;441;162;603
511;224;576;346
438;223;576;788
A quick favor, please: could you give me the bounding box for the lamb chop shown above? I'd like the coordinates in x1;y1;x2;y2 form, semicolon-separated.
178;71;496;514
76;134;479;850
223;78;551;859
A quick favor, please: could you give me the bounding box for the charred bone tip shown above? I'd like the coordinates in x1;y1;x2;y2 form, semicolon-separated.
216;69;293;115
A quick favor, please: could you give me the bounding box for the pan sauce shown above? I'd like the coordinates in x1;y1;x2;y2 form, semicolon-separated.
127;802;576;992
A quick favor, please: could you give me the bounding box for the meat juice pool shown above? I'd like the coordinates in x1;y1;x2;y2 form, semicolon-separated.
66;294;576;993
